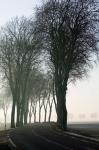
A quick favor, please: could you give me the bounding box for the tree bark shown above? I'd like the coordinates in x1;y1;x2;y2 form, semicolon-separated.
34;102;37;123
4;114;6;130
24;106;28;125
34;109;36;123
20;105;24;126
29;100;32;123
11;100;16;128
44;110;47;122
38;96;41;123
57;97;63;129
48;98;53;122
62;97;67;130
56;81;67;130
20;81;28;126
16;101;20;127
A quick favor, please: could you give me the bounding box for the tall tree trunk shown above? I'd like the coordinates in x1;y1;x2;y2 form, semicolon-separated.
4;114;6;130
24;113;28;125
39;108;41;123
56;97;63;128
20;104;24;126
29;100;32;124
29;113;32;124
34;110;36;123
44;110;47;122
39;97;41;123
11;100;16;128
44;103;48;122
20;72;29;125
48;98;53;122
24;105;28;125
16;101;20;127
56;83;67;130
34;102;37;123
20;86;27;126
62;96;67;130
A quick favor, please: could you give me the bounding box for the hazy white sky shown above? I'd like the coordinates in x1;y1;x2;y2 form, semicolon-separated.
0;0;99;123
0;0;41;26
67;64;99;122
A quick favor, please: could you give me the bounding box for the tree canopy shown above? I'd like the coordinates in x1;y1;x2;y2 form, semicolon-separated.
35;0;99;129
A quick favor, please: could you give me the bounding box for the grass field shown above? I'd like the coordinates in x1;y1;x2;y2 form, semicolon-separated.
68;122;99;139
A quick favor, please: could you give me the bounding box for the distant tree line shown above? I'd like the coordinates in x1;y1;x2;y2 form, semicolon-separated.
0;0;99;130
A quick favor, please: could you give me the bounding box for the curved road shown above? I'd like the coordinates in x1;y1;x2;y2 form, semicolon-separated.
8;123;99;150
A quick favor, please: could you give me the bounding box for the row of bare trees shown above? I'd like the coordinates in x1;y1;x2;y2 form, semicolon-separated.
0;17;45;127
0;69;56;129
0;0;99;130
28;72;56;123
0;18;56;126
29;71;56;123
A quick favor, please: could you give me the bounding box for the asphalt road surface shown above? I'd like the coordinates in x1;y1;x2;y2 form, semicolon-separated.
8;123;99;150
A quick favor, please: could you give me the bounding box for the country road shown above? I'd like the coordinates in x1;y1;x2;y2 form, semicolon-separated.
8;123;99;150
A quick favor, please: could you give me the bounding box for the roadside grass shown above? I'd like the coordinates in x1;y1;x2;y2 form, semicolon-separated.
67;127;99;139
0;123;11;147
47;122;99;139
0;129;9;144
0;124;12;150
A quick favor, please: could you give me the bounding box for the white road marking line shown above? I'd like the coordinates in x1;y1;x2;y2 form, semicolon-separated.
9;138;16;148
66;132;99;142
32;130;72;150
47;125;99;143
38;125;99;149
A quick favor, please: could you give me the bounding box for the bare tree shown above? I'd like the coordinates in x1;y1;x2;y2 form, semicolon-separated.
26;69;47;123
0;17;41;127
35;0;99;130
